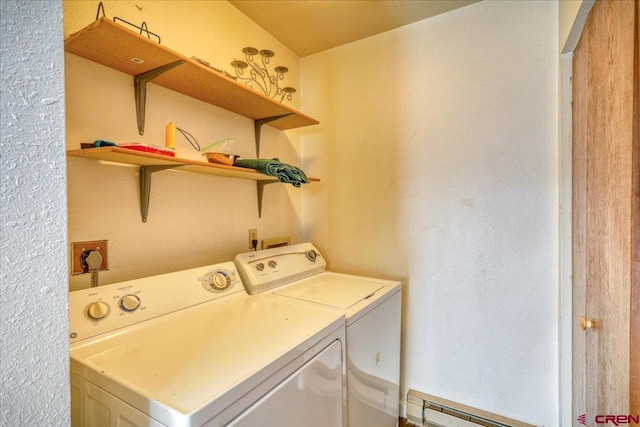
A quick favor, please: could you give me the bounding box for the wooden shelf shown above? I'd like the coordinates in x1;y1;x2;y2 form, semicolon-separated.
67;147;319;221
67;147;319;182
64;18;319;131
64;19;320;220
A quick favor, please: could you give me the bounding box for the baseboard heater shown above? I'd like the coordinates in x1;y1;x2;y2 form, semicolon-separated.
407;390;536;427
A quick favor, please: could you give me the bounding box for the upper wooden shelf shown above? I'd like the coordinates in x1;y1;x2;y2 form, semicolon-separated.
67;146;320;182
64;18;319;131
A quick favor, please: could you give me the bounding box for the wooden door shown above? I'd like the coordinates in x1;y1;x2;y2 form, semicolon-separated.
572;0;639;422
632;0;640;414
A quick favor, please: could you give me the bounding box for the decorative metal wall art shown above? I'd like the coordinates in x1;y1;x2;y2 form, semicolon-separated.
231;48;296;103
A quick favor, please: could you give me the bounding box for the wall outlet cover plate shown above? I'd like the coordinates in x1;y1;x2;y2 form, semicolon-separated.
71;240;108;275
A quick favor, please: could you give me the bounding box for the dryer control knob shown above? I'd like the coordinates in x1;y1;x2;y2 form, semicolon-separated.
120;294;141;312
256;262;265;272
268;260;277;268
87;301;109;320
306;250;318;262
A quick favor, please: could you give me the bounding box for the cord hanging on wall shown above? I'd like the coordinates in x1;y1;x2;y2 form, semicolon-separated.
231;48;296;103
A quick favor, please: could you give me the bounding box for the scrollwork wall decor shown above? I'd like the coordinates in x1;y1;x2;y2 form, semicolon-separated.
231;47;296;103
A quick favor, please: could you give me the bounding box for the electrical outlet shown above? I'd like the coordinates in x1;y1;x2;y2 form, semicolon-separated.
71;240;108;275
248;229;258;250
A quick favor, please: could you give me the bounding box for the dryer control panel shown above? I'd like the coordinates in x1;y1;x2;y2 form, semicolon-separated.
234;242;327;295
69;262;243;343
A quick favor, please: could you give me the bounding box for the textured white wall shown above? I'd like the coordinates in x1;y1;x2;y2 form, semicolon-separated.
1;1;70;425
301;1;559;424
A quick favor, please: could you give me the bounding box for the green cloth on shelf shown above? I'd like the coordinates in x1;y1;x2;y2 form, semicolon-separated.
234;158;309;187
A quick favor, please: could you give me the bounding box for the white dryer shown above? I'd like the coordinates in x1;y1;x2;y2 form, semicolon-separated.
235;243;402;427
69;261;346;426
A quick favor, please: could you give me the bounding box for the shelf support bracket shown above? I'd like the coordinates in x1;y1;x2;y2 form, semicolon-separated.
134;60;185;135
139;164;184;222
254;114;292;157
256;181;280;218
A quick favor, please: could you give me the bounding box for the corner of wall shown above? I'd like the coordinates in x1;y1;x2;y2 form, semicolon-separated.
559;0;595;54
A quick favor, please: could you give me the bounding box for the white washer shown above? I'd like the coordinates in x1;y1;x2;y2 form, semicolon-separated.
235;243;402;427
69;261;346;426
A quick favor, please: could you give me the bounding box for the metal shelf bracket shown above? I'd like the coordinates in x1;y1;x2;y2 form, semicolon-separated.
256;181;280;218
254;114;292;157
139;164;184;222
134;60;185;135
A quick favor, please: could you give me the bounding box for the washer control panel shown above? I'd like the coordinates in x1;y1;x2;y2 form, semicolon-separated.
69;262;242;343
234;243;326;295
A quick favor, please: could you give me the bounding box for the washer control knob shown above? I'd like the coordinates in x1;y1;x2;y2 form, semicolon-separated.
306;250;318;262
256;262;265;272
209;271;231;291
199;270;233;292
120;294;141;312
87;301;109;320
268;260;277;268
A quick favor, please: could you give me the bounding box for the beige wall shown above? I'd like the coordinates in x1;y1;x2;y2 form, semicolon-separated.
558;0;594;53
301;1;559;424
559;0;584;52
64;1;306;290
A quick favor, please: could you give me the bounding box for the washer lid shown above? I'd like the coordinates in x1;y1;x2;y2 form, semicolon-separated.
273;274;385;309
70;293;344;426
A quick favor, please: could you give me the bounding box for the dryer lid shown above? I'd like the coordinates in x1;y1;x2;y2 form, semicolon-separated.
274;274;385;309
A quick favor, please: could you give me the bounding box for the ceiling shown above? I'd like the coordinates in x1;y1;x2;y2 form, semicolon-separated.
229;0;481;57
